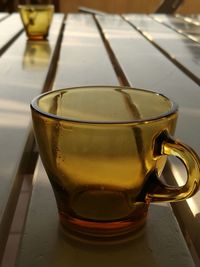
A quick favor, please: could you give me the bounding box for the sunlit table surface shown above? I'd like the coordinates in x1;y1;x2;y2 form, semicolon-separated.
0;12;200;267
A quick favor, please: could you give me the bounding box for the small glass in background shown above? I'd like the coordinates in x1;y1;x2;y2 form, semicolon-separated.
18;3;54;40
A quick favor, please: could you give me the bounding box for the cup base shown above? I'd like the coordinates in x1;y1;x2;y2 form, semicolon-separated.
27;35;48;41
59;212;147;241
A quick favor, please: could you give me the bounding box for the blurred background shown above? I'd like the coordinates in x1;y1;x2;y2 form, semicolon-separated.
0;0;200;15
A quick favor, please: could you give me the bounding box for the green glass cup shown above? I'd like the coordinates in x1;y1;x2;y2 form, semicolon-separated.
31;86;200;238
18;4;54;40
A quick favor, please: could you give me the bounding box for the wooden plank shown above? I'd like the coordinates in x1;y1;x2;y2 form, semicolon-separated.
151;14;200;43
121;14;200;151
164;159;200;259
152;14;200;33
17;160;195;267
176;14;200;26
97;14;200;150
53;14;118;89
17;14;195;267
0;14;64;261
124;14;200;84
0;13;8;21
98;15;200;172
97;14;200;259
0;13;24;54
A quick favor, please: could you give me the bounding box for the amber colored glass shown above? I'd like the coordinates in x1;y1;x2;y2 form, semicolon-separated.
18;4;54;40
23;40;51;70
31;86;200;238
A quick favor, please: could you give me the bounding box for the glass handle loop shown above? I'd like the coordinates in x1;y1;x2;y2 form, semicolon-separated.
146;134;200;202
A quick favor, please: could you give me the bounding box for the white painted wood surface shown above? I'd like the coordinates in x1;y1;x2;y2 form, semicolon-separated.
0;13;8;20
17;160;196;267
151;14;200;43
97;14;200;153
0;13;23;52
16;14;196;267
124;14;200;83
53;14;119;89
0;13;64;260
118;14;200;259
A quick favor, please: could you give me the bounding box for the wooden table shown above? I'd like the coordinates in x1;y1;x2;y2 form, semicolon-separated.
0;12;200;267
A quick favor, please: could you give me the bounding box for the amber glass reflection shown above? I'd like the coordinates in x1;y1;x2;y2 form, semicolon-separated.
31;86;200;238
23;40;51;70
18;4;54;40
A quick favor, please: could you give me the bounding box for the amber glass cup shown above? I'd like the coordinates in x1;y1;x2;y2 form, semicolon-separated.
31;86;200;238
18;4;54;40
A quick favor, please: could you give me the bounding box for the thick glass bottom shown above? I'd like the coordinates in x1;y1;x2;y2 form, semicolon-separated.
59;211;148;241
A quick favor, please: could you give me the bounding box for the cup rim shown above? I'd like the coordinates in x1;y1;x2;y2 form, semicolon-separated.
31;86;178;125
18;4;54;9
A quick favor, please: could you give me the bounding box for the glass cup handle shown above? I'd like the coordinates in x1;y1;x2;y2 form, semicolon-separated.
145;133;200;203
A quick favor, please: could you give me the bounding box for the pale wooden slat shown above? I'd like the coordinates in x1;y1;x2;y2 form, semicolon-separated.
0;13;8;21
98;14;200;259
17;14;195;267
97;14;200;150
152;14;200;43
110;14;200;154
124;14;200;84
53;13;119;89
164;158;200;258
98;15;200;173
152;14;200;33
17;160;196;267
0;14;64;260
0;13;23;53
176;14;200;26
